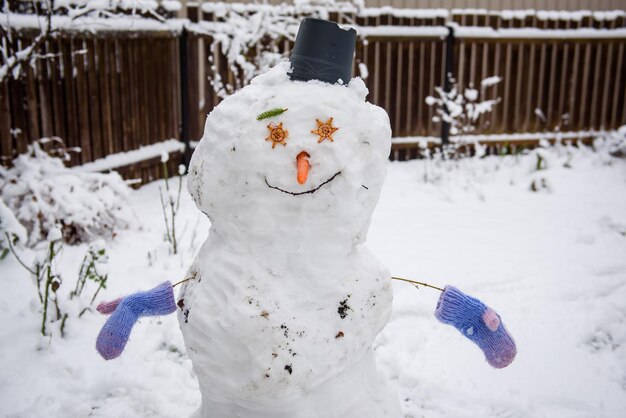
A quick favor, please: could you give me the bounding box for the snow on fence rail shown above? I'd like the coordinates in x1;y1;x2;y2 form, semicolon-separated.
1;6;626;180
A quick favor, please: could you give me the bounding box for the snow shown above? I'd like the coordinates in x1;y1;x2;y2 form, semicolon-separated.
46;227;63;242
73;139;184;173
160;1;182;12
391;130;611;145
1;143;136;246
199;2;446;19
355;25;448;38
0;199;27;245
453;24;626;39
358;62;369;80
480;76;502;88
1;140;625;417
464;88;478;101
357;7;448;19
0;12;186;33
452;9;625;22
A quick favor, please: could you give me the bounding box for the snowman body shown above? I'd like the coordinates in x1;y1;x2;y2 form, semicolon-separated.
178;63;400;417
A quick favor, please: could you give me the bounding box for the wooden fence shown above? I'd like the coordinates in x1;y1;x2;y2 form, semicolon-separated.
2;8;626;180
1;30;182;181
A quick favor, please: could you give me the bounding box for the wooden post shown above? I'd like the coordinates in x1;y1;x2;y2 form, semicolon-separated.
441;26;455;146
179;27;191;170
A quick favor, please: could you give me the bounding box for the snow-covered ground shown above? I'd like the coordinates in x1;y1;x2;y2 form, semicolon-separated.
1;143;625;417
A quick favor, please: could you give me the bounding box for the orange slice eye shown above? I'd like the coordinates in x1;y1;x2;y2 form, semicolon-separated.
265;122;289;148
311;117;339;143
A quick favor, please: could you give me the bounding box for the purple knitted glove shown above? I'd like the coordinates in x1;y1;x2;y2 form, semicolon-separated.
435;286;516;369
96;281;176;360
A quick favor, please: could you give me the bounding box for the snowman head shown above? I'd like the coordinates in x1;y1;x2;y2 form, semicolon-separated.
188;20;391;254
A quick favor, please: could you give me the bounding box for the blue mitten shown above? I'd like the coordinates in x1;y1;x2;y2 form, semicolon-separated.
435;285;516;368
96;281;176;360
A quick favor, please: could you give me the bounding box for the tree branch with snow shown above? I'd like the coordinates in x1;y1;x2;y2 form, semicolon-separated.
426;75;502;137
1;0;174;82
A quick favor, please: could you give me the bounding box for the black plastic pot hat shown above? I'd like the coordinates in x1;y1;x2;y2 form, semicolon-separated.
289;18;357;85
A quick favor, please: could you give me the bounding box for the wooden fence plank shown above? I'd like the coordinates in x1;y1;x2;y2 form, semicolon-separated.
610;42;624;128
119;38;132;151
578;42;592;131
155;39;166;144
569;42;581;131
9;73;28;154
24;58;40;142
394;41;403;135
129;40;140;149
140;38;151;146
557;41;570;131
417;41;426;136
406;40;415;136
589;43;603;130
60;36;78;160
535;42;547;132
428;40;437;136
172;39;181;139
187;35;201;142
37;40;53;138
87;37;103;160
490;42;501;132
523;43;535;132
98;39;113;155
502;42;512;132
0;80;12;158
109;38;123;154
74;37;92;164
513;43;524;131
546;41;558;128
600;41;614;130
49;38;66;144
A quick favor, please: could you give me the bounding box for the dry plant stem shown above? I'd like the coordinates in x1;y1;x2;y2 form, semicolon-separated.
158;189;172;244
41;241;55;336
5;232;36;275
90;281;105;304
171;276;443;292
391;276;444;292
172;277;191;288
5;232;43;302
160;161;180;254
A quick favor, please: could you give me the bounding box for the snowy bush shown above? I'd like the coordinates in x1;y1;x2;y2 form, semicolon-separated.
426;76;502;136
0;199;28;260
0;142;135;246
6;226;111;337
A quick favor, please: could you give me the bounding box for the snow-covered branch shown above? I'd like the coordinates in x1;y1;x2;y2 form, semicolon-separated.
426;75;502;137
192;1;364;98
1;0;179;82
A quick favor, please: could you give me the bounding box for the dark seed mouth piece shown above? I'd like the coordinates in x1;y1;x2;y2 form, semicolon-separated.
265;172;341;196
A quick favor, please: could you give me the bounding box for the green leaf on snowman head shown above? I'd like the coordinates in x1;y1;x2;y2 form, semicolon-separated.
256;107;288;121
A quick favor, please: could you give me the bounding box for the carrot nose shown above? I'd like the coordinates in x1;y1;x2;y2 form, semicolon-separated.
296;152;310;185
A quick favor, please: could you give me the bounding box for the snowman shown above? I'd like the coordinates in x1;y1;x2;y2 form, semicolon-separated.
95;18;516;418
177;18;401;418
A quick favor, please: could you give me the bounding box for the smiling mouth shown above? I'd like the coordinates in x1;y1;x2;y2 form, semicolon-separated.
264;172;342;196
